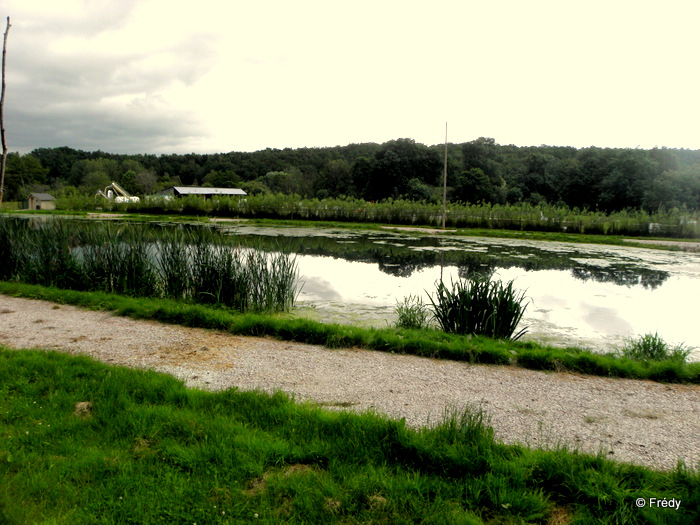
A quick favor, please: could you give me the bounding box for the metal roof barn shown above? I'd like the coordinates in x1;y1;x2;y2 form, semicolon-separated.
157;186;247;198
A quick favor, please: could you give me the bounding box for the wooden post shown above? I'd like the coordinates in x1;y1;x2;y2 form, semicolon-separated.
0;16;10;206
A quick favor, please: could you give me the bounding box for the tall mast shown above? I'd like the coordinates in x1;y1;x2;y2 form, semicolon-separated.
442;122;447;229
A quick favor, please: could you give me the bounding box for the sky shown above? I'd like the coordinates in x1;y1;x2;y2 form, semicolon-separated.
2;0;700;155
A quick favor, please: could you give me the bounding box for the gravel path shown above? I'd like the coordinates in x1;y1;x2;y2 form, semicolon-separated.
1;294;698;471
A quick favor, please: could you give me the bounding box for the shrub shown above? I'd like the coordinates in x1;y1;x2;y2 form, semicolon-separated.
619;332;693;363
428;275;529;340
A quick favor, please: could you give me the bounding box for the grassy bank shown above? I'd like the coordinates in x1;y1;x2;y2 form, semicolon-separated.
2;281;699;384
1;348;697;524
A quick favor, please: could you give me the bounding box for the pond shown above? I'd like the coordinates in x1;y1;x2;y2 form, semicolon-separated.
219;224;700;360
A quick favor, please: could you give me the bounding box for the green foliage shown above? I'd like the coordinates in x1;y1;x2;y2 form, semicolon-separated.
620;332;693;363
2;153;50;201
454;168;497;204
0;218;300;313
394;294;430;329
58;193;700;238
428;275;529;340
20;140;700;218
202;169;240;188
3;281;700;383
363;138;443;200
0;348;698;524
118;169;138;194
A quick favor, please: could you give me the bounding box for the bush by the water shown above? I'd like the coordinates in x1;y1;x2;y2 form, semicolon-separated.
428;275;529;340
0;218;299;313
620;332;693;363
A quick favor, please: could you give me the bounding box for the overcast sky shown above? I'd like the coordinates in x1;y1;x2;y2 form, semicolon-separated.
3;0;699;155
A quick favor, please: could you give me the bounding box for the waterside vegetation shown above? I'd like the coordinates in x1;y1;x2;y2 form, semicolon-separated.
47;193;700;238
2;281;698;385
0;218;299;313
1;348;698;524
619;332;693;363
428;276;529;341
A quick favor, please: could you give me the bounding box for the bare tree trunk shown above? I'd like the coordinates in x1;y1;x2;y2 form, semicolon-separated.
0;17;10;206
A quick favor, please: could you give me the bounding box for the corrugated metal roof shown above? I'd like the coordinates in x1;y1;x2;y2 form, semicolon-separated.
29;193;56;201
169;186;247;196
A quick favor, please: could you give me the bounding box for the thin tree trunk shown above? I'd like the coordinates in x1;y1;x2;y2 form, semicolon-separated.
0;17;10;206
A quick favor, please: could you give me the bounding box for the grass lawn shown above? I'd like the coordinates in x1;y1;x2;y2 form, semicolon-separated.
1;348;697;524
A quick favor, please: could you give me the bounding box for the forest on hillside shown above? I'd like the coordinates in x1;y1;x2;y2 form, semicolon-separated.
4;138;700;213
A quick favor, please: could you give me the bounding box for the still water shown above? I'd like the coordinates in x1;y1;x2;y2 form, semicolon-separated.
222;224;700;359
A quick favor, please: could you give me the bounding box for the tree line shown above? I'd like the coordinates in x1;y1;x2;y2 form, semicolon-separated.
4;138;700;213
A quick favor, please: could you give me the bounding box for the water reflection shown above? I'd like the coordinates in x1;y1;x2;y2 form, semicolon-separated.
220;225;700;358
222;225;671;289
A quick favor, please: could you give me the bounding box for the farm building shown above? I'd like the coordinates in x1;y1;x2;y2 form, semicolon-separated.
24;193;57;210
156;186;247;199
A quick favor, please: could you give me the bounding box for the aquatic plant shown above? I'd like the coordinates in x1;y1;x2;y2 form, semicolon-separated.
620;332;693;363
428;275;529;340
79;224;158;297
0;218;300;313
394;294;431;329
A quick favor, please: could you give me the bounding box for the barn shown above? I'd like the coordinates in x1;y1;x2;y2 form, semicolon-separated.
156;186;247;199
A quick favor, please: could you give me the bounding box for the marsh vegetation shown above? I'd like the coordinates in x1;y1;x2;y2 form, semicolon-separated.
52;193;700;238
0;218;299;313
428;276;529;341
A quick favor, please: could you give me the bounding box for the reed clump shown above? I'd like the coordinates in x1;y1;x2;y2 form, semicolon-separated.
428;275;529;340
0;218;299;313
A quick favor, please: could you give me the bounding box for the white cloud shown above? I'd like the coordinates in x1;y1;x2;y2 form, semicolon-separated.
3;0;700;154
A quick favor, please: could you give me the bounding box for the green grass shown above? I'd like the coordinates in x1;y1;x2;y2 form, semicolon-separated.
619;332;694;363
394;294;431;330
1;347;697;524
2;281;699;384
8;209;699;252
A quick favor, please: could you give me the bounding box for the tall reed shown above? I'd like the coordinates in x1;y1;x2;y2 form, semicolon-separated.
0;218;300;313
66;194;700;238
428;275;529;340
79;224;158;297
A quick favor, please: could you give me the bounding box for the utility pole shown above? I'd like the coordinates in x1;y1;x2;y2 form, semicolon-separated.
442;122;447;229
0;16;10;206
